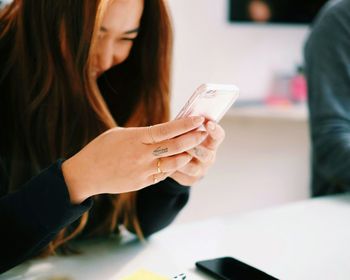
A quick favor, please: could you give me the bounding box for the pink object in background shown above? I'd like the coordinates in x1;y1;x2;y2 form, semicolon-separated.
265;72;293;106
265;66;308;106
290;66;307;103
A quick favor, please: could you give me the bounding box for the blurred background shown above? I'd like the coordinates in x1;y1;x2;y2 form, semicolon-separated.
167;0;326;223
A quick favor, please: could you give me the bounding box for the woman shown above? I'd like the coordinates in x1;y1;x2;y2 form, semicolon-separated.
0;0;225;273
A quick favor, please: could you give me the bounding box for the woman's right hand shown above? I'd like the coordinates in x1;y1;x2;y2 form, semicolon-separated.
62;116;207;204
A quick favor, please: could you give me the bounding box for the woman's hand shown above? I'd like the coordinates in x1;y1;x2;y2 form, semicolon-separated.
170;121;225;186
62;117;207;204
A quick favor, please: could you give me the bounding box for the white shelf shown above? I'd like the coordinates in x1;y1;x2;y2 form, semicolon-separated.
225;103;308;122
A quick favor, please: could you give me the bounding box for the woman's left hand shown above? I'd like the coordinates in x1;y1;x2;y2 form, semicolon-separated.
170;121;225;186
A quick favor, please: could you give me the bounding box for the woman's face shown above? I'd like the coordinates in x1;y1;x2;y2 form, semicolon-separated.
91;0;144;78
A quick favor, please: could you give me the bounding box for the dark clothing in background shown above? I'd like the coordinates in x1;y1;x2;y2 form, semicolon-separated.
305;0;350;196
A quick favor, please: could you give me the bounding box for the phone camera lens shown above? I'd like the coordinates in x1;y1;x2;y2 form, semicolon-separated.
206;90;216;97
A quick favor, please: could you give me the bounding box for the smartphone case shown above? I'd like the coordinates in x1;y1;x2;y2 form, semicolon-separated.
176;84;239;123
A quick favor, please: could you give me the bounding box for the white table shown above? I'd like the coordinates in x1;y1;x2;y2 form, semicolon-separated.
2;194;350;280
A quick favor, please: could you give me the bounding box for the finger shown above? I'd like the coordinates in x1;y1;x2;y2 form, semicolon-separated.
202;121;226;150
146;172;171;185
141;116;205;144
178;159;203;177
146;153;192;176
170;171;198;187
150;130;208;158
187;145;215;163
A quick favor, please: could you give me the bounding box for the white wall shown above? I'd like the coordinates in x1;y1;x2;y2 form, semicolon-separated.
167;1;311;223
175;114;310;223
168;0;310;116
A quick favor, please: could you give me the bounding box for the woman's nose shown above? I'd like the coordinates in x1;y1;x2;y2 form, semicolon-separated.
96;50;115;73
93;39;117;73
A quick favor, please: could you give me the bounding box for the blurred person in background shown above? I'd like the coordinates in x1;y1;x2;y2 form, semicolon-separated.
0;0;225;273
248;0;272;22
305;0;350;196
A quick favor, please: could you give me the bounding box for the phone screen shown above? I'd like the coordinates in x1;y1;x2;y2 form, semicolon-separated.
195;257;278;280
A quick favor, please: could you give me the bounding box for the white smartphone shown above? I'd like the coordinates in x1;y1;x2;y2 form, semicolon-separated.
175;83;239;122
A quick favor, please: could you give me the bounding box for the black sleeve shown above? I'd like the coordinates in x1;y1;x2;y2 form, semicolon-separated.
0;160;93;273
304;0;350;196
135;178;190;237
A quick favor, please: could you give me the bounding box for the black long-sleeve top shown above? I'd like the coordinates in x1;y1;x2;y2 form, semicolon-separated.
305;0;350;196
0;159;189;274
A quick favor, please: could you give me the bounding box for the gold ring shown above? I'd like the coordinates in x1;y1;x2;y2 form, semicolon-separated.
157;159;162;174
153;174;159;184
148;125;156;144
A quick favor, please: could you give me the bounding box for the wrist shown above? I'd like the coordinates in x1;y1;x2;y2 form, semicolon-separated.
61;156;92;204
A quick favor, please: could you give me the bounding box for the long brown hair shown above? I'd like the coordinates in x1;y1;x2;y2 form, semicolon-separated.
0;0;173;255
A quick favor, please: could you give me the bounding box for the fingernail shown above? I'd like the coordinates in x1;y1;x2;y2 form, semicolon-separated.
192;116;204;125
208;121;216;131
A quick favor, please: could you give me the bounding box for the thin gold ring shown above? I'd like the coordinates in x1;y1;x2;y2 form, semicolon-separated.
157;158;162;174
153;174;159;184
148;125;156;144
